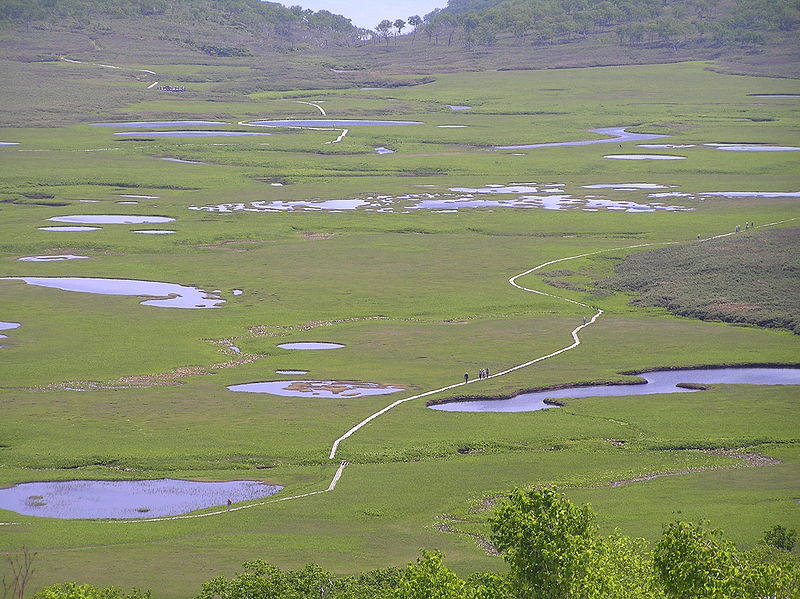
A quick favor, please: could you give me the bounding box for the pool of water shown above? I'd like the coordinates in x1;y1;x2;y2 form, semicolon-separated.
38;226;102;232
49;215;175;225
495;127;668;150
247;119;423;127
375;147;395;154
190;199;369;213
277;342;344;350
0;479;282;519
0;142;20;146
275;369;310;375
18;255;89;262
698;191;800;198
0;321;20;342
227;380;404;398
430;367;800;412
638;144;696;149
447;105;471;111
119;194;160;199
604;154;686;160
91;121;229;127
161;157;206;164
748;94;800;98
705;143;800;152
584;183;674;190
0;277;224;309
132;230;176;234
115;131;271;137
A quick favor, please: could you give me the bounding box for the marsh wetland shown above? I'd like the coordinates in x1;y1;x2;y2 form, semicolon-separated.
0;37;798;596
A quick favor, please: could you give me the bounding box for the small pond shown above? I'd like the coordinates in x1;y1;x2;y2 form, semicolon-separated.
747;94;800;98
0;479;282;519
247;119;423;127
277;342;344;350
705;143;800;152
132;230;176;235
447;105;471;111
38;226;101;232
18;255;89;262
0;277;224;309
437;125;468;128
0;322;21;341
49;215;175;225
430;367;800;412
161;157;206;164
227;380;404;398
275;369;310;375
698;191;800;198
115;131;271;137
119;194;160;199
91;121;229;127
375;147;395;154
604;154;686;160
638;144;696;149
0;142;20;146
495;127;667;150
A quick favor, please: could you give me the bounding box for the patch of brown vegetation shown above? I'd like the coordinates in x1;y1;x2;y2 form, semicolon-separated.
437;516;498;556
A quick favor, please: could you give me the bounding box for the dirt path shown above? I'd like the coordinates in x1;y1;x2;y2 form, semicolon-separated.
59;56;157;88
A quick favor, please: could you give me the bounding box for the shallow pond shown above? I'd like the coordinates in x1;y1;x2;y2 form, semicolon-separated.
115;131;270;137
38;226;101;232
375;147;395;154
119;194;160;199
0;277;224;309
91;121;229;127
161;157;206;164
495;127;667;150
430;367;800;412
604;154;686;160
227;380;404;398
277;342;344;350
0;142;20;146
247;119;423;127
18;255;89;262
447;105;471;111
49;215;175;225
0;479;282;519
0;322;21;341
705;143;800;152
275;369;310;375
132;230;176;235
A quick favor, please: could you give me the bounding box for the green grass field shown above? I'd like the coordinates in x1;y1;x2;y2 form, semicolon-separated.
1;58;799;596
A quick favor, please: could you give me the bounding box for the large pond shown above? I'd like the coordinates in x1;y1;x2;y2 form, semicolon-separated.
18;255;89;262
705;143;800;152
0;479;282;519
48;215;175;225
115;131;271;137
277;342;343;350
228;380;405;398
0;277;224;309
91;121;229;127
495;127;667;150
604;154;686;160
38;226;101;232
430;367;800;412
247;119;423;127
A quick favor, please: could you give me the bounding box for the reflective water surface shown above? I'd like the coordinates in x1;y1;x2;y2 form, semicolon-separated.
430;367;800;412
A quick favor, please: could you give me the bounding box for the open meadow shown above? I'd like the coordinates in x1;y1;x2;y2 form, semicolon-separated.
1;54;799;596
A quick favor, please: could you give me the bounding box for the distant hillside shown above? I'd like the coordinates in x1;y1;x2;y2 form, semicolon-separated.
426;0;799;52
0;0;361;52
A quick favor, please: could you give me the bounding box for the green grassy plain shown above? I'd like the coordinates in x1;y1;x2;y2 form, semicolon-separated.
1;59;798;596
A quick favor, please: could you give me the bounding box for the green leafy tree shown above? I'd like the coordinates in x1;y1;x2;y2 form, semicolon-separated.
653;521;739;599
489;486;596;599
392;551;477;599
760;524;797;551
376;19;393;44
393;18;406;37
32;583;150;599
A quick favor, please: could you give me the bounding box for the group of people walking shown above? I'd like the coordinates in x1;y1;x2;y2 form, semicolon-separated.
464;368;490;383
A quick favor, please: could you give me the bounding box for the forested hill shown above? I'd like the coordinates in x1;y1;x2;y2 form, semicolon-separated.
0;0;358;40
427;0;799;52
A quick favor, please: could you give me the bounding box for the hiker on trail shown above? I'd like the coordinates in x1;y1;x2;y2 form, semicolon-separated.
582;317;587;325
484;367;489;377
464;372;469;383
227;498;232;510
735;224;740;232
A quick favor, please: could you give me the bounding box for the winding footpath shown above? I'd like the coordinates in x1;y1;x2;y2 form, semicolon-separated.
59;56;158;88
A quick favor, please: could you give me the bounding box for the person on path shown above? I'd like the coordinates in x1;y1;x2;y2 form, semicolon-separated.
227;498;232;510
464;372;469;383
582;317;587;325
484;367;489;378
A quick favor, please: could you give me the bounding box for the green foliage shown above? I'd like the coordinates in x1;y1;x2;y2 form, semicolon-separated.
32;583;151;599
392;550;478;599
489;486;597;598
195;560;401;599
760;524;798;551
